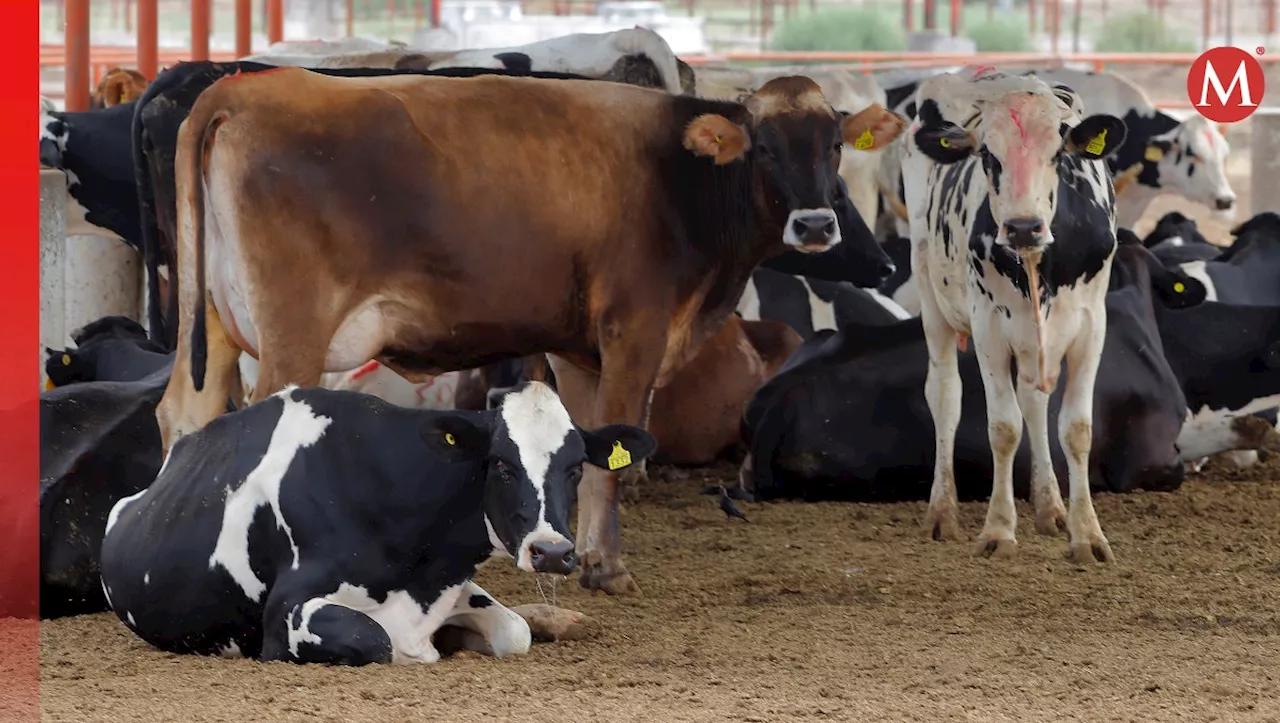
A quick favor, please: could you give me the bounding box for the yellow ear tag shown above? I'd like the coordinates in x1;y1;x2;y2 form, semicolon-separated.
853;129;875;150
1144;145;1165;163
713;134;722;144
444;432;456;446
1085;129;1107;156
1173;281;1185;293
43;378;56;391
606;441;632;471
940;137;952;148
61;353;71;366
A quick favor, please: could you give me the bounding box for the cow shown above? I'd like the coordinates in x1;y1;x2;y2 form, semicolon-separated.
739;240;1206;502
737;266;910;339
91;67;150;109
1141;210;1222;266
39;100;140;243
1175;212;1280;306
154;68;905;594
40;366;169;618
902;69;1128;562
879;68;1237;231
43;315;171;389
101;382;655;664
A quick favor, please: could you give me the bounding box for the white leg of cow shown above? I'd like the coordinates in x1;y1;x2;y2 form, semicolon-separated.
1016;380;1067;536
919;296;964;541
440;582;532;659
1059;325;1114;563
973;344;1021;558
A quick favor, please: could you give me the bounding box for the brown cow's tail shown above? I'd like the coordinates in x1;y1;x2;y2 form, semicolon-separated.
183;105;231;393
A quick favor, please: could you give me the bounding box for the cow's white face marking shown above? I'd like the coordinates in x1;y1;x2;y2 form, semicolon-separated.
208;386;331;602
500;383;574;572
1178;261;1218;302
1160;117;1235;216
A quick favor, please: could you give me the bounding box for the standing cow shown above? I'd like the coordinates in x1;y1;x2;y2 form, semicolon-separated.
902;69;1127;562
103;382;655;664
154;69;906;595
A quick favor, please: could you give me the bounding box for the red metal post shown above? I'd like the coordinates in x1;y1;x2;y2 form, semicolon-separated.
1051;0;1061;54
1203;0;1211;50
236;0;252;57
347;0;356;35
431;0;442;27
1028;0;1036;31
904;0;914;32
923;0;936;30
125;0;134;33
950;0;960;35
137;0;158;79
65;0;90;111
192;0;210;61
1268;0;1277;37
268;0;285;45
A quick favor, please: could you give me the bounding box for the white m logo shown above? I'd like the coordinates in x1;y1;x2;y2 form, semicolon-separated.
1197;59;1258;107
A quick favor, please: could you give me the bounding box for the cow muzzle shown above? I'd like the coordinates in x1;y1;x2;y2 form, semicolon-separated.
528;538;577;575
1214;196;1236;211
1002;217;1046;250
783;208;842;252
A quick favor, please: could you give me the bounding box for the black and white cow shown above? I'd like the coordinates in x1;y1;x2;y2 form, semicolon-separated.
903;69;1127;562
44;315;171;388
39;101;141;245
739;241;1208;502
737;266;909;338
40;367;169;618
99;382;655;665
1175;212;1280;306
1141;211;1222;266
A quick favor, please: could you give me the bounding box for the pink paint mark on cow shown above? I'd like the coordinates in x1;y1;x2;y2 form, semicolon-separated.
1004;104;1034;198
348;360;381;381
968;64;998;80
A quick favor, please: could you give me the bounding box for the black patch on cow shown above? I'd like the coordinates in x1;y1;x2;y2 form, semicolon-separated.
493;52;533;74
469;594;493;609
42;102;144;246
885;82;919;113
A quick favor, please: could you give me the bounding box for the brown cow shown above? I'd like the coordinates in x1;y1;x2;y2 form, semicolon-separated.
90;68;149;109
157;67;906;595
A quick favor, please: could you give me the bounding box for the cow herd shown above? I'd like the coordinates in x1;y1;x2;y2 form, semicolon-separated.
37;30;1280;666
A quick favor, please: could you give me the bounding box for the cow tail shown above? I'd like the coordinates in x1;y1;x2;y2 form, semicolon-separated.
185;107;230;392
130;86;169;349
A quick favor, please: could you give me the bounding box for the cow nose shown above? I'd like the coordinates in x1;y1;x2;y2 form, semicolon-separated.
1139;463;1185;492
1215;196;1235;211
877;259;897;280
529;539;577;575
786;209;840;247
1003;218;1045;249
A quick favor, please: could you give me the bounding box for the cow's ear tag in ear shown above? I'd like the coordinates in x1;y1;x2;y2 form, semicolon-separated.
61;354;71;366
854;129;875;150
1085;129;1107;156
445;432;456;446
1144;145;1164;162
1173;281;1186;294
940;137;952;148
607;441;632;471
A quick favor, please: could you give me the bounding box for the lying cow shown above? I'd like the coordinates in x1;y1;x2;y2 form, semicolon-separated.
903;69;1127;562
737;266;910;339
154;68;904;595
44;315;170;389
740;241;1207;502
101;382;655;664
1175;212;1280;306
39;101;140;243
40;366;169;618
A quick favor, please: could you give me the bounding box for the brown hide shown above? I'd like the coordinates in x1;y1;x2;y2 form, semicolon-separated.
91;68;149;109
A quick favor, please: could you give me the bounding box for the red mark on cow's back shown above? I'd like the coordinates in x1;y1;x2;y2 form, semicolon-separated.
349;360;381;381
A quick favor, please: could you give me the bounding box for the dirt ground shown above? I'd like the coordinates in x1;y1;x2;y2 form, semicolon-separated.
34;456;1280;723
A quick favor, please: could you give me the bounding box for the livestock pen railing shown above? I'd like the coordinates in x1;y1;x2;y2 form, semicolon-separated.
40;46;1280;108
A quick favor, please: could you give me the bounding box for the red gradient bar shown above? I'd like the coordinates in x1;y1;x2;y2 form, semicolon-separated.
0;4;41;720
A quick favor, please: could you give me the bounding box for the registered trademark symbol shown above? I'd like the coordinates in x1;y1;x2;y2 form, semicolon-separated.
1257;46;1266;55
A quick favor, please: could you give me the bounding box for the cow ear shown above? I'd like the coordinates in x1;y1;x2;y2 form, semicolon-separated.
420;411;491;462
841;104;907;152
912;121;975;164
1152;270;1207;309
684;114;750;165
1066;114;1127;160
578;424;658;472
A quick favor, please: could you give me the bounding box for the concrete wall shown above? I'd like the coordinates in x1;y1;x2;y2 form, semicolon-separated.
1251;109;1280;216
38;169;66;388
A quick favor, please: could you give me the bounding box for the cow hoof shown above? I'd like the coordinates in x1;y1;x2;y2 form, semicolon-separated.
578;553;640;596
972;536;1018;559
1066;538;1114;564
1034;507;1068;536
923;508;963;542
511;603;599;643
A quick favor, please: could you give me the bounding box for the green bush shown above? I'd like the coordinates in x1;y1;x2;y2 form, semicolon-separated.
1092;11;1197;52
965;16;1032;51
771;7;907;52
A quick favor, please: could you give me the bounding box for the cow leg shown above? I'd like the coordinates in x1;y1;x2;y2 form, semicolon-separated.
546;356;600;557
919;298;964;541
262;597;394;666
156;301;243;454
1059;325;1114;564
620;388;656;503
579;341;662;596
1016;380;1067;535
973;344;1020;558
439;582;531;659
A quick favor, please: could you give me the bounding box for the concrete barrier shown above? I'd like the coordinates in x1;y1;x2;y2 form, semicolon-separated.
38;169;66;387
1251;108;1280;216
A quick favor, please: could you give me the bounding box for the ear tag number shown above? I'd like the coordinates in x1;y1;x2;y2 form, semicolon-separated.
607;441;632;471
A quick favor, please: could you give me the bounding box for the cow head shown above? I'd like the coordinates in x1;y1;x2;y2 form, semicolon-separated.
424;381;656;575
911;73;1126;251
682;76;906;253
1147;116;1236;218
43;347;83;389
